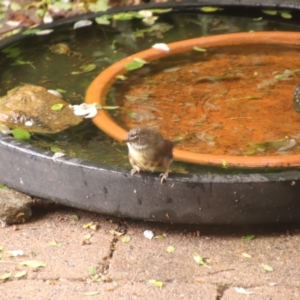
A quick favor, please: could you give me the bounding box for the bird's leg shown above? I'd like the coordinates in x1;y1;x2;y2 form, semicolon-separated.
159;170;170;183
159;159;173;183
130;166;140;176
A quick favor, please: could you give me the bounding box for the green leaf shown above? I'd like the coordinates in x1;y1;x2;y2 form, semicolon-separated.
242;253;252;258
0;272;11;280
0;184;6;189
70;214;79;221
10;2;22;11
262;9;277;16
166;246;175;253
72;64;97;75
102;106;119;110
201;6;223;13
193;253;211;268
148;279;164;288
12;128;31;141
49;240;62;248
222;159;227;168
14;270;27;278
84;291;100;296
88;265;97;275
22;29;43;35
150;8;173;14
193;46;207;52
95;15;111;25
280;12;292;19
262;264;273;272
51;103;64;111
116;75;127;80
121;236;131;243
20;260;46;268
50;145;63;153
124;58;148;71
241;234;255;241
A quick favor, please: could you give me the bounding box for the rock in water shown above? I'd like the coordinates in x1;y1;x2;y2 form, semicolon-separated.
0;85;83;133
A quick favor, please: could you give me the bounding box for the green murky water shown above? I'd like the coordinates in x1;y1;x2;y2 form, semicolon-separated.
1;6;300;174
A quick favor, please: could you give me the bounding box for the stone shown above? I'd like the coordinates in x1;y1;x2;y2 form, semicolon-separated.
0;187;32;225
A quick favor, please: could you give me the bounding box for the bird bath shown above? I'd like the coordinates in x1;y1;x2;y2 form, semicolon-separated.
2;1;300;224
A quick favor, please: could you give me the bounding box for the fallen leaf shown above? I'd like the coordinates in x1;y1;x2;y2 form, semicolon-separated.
0;272;11;281
20;260;46;268
84;291;100;296
14;270;27;278
49;240;62;248
148;279;164;288
166;246;175;253
241;235;255;241
262;264;273;272
121;236;131;243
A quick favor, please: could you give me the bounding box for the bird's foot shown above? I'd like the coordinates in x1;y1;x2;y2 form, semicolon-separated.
130;167;140;176
159;171;169;184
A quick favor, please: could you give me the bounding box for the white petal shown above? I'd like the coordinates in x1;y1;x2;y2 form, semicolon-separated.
43;11;53;24
7;250;24;257
35;29;54;35
234;287;255;295
24;121;33;127
52;152;65;162
6;20;21;27
48;89;62;98
152;43;170;51
73;20;92;29
143;230;154;240
84;106;98;118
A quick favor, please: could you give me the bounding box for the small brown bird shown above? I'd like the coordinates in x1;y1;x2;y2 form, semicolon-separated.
123;127;174;183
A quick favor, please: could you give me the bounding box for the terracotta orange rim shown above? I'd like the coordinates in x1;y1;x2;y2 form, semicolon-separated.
85;31;300;168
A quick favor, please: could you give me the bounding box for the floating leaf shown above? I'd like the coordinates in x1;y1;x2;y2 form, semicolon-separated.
95;15;111;25
51;103;64;111
12;128;31;141
222;159;227;168
49;240;62;248
262;264;273;272
116;75;127;80
14;271;27;278
0;273;11;281
166;246;175;253
241;234;255;241
262;10;277;16
71;63;96;75
193;46;207;52
20;260;46;268
281;12;292;19
148;279;164;288
125;58;148;71
22;29;43;35
122;236;131;243
35;29;54;36
88;265;97;275
150;8;173;14
201;6;223;13
50;145;63;153
84;291;100;296
102;106;119;110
